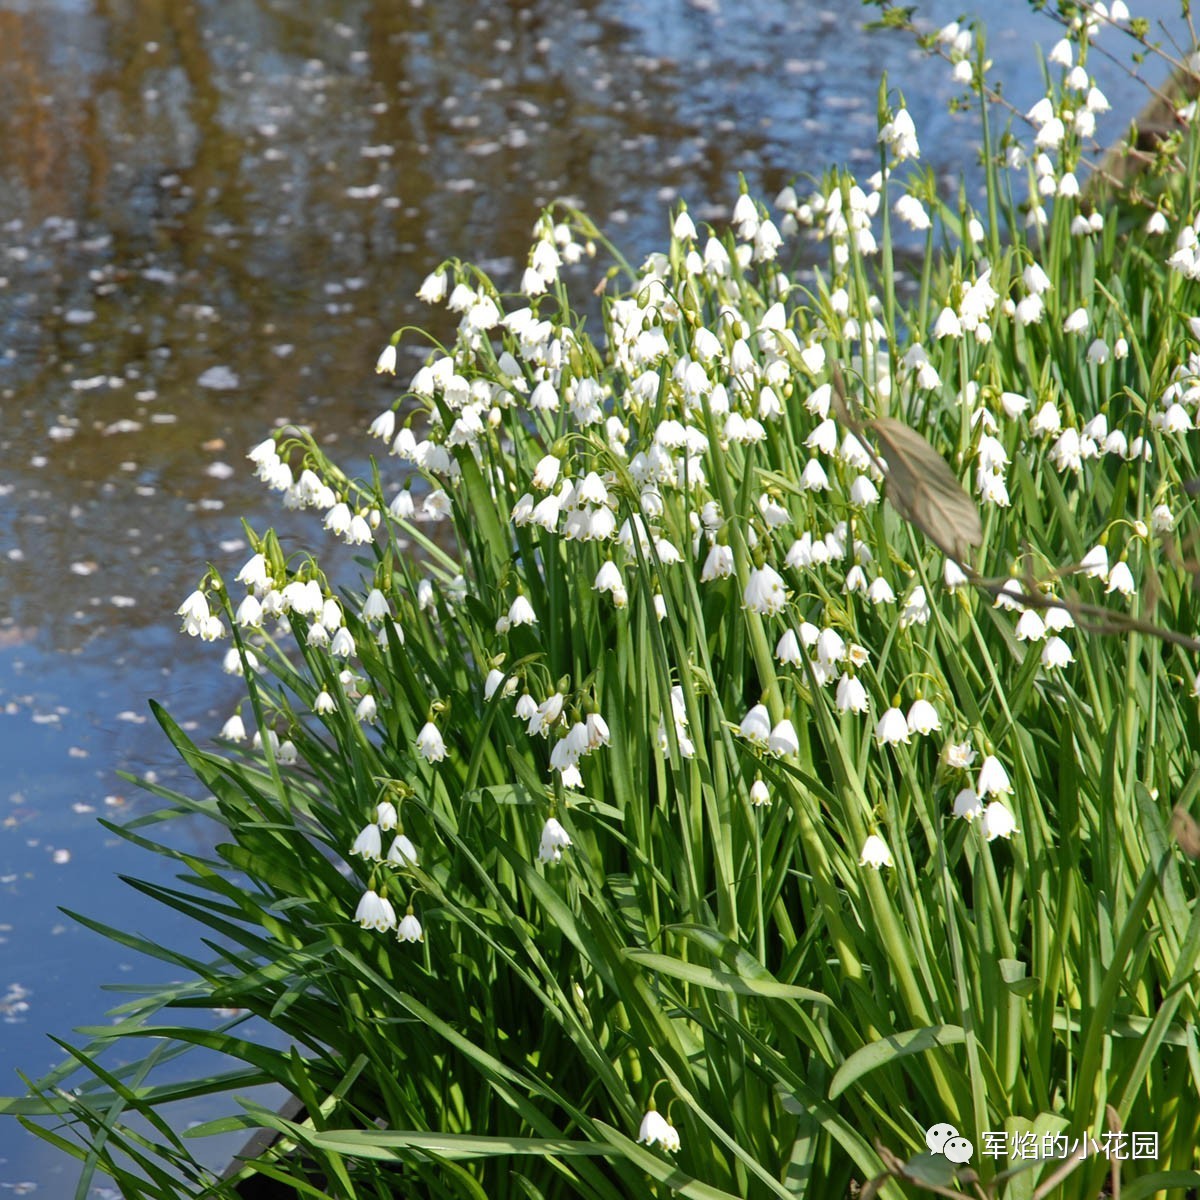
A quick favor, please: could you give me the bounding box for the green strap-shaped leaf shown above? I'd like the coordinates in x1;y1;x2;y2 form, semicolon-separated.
829;1025;966;1099
624;949;829;1004
302;1129;616;1161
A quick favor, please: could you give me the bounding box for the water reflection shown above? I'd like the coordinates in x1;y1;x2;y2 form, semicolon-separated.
0;0;1186;1188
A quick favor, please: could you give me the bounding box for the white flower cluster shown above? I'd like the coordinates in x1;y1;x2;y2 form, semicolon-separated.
350;799;423;944
947;749;1019;842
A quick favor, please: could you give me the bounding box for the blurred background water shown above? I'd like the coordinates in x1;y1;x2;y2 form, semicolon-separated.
0;0;1188;1189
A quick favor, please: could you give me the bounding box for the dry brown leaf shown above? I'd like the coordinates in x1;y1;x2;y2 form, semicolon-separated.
868;416;983;565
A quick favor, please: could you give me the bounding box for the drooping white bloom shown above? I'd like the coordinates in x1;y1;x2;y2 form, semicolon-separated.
279;739;298;763
1016;294;1045;326
944;558;969;590
1062;307;1090;334
508;595;538;626
867;577;896;605
331;628;357;659
1048;37;1073;67
1105;561;1136;597
1079;545;1109;580
417;270;448;304
906;699;941;736
247;436;279;467
984;580;1022;614
586;712;611;749
758;495;790;528
859;834;894;869
1015;610;1047;642
816;627;845;665
592;562;625;600
538;817;573;864
483;669;507;702
1151;504;1174;532
1030;400;1061;436
416;721;447;762
354;890;397;932
740;703;773;747
1147;211;1169;236
388;834;419;867
530;493;563;532
844;565;868;594
1021;261;1052;296
1065;65;1089;91
981;801;1018;841
750;779;771;807
776;629;803;666
996;392;1029;423
954;787;983;820
875;707;910;745
220;713;247;742
800;459;829;491
236;553;271;592
1042;636;1075;669
369;408;396;441
1158;403;1192;434
324;502;353;536
397;909;424;943
637;1107;680;1152
521;266;547;296
900;586;931;628
1035;117;1066;150
673;208;697;240
235;594;263;629
320;599;345;632
351;823;383;861
389;489;416;521
977;755;1012;797
743;565;787;616
177;589;211;637
252;729;280;755
893;194;931;231
836;674;869;714
1044;605;1075;632
355;695;378;723
358;588;390;624
850;475;880;506
932;307;962;340
532;455;561;491
879;107;920;160
768;719;800;757
754;219;783;262
1049;428;1083;473
222;647;258;677
530;380;559;412
701;544;734;582
529;692;565;737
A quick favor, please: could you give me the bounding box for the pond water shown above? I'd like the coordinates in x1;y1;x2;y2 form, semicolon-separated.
0;0;1187;1189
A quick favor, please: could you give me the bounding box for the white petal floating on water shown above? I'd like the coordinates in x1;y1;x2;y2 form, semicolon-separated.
197;365;240;390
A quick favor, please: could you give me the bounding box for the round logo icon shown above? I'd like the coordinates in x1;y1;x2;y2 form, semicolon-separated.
925;1123;974;1164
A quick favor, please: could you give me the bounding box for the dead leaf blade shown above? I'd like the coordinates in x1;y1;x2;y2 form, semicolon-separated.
868;416;983;564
